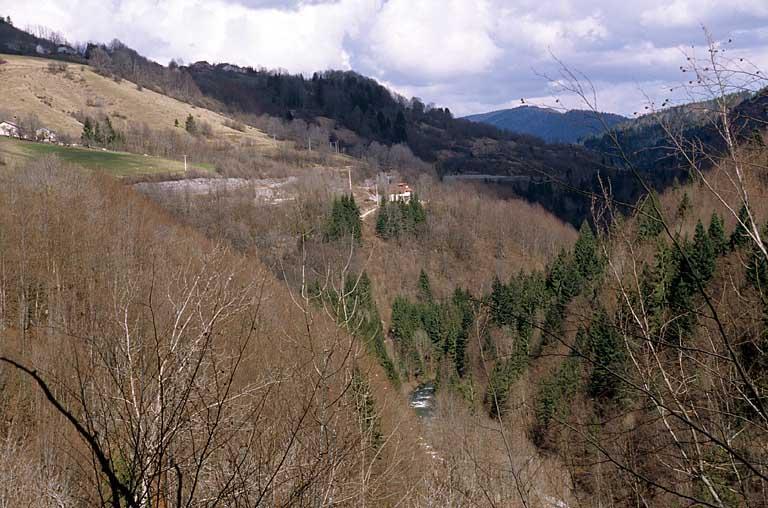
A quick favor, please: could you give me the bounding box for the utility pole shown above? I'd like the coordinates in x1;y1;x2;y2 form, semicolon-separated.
348;167;352;193
184;155;187;173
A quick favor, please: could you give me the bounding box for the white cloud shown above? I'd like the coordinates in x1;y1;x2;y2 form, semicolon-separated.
366;0;502;81
1;0;767;116
4;0;381;73
641;0;768;28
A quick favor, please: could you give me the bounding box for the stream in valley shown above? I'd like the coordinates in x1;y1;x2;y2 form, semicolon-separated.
409;382;436;418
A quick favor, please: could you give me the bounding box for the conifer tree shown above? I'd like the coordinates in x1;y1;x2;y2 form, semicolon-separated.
690;220;716;282
452;288;473;377
417;269;433;303
375;203;391;239
573;221;603;283
708;212;727;256
185;113;197;134
637;192;665;240
587;308;625;401
324;194;362;243
730;204;752;250
747;246;768;292
81;117;94;145
746;223;768;292
546;250;575;301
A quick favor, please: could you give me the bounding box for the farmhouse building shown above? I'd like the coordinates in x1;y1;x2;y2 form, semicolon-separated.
388;182;413;203
0;121;20;138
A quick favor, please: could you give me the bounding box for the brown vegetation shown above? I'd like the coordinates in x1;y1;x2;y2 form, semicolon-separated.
0;157;427;506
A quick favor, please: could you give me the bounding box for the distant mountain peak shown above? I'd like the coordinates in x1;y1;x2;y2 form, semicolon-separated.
464;105;628;144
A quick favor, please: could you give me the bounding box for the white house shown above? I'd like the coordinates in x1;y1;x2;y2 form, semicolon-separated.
35;127;58;143
387;182;413;203
0;121;20;138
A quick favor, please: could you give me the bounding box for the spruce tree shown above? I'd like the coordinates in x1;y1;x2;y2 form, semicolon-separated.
325;194;361;243
730;204;752;250
587;308;625;401
690;220;716;282
81;117;94;145
637;193;664;240
573;221;602;283
747;246;768;292
375;203;391;239
185;114;197;134
452;288;473;377
708;212;727;256
417;269;433;303
746;223;768;292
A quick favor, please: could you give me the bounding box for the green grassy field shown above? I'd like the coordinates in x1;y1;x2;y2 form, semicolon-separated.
0;137;213;177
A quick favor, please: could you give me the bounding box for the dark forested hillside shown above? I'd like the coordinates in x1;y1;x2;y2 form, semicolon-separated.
583;90;763;173
0;17;76;57
187;64;538;161
464;106;628;144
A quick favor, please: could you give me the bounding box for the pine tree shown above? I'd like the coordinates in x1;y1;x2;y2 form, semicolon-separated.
690;220;716;282
375;203;391;239
345;272;398;383
185;114;197;134
325;194;361;244
546;250;571;300
81;117;94;145
637;193;665;240
417;269;433;303
587;308;625;401
730;204;752;250
746;223;768;292
708;212;727;256
573;221;603;283
452;288;473;377
408;195;427;226
747;246;768;292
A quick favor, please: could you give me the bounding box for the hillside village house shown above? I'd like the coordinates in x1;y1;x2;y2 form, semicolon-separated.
0;120;20;138
35;127;58;143
388;182;413;203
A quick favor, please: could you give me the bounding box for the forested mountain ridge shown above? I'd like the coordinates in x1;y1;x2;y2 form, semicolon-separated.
464;105;628;144
585;88;767;172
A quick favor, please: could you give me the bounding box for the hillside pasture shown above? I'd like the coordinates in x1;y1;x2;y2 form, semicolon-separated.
0;137;212;176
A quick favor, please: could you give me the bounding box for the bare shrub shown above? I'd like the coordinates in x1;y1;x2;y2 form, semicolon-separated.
46;61;67;74
223;117;246;132
198;119;213;137
85;96;104;108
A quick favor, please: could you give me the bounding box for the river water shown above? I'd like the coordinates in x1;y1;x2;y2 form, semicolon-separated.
409;382;436;418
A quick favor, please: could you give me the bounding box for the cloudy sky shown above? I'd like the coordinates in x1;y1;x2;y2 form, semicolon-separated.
3;0;768;116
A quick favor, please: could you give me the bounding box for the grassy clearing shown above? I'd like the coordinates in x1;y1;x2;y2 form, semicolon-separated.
0;54;276;148
0;137;213;177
